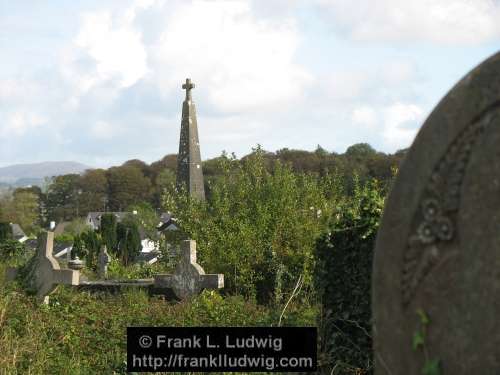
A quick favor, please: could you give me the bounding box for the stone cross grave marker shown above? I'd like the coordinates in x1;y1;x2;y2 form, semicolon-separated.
154;240;223;299
6;231;80;303
372;52;500;374
98;245;111;279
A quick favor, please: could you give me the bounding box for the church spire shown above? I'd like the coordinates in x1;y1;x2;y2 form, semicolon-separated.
176;78;206;201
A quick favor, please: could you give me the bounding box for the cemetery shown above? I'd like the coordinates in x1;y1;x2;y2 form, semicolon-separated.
0;34;499;375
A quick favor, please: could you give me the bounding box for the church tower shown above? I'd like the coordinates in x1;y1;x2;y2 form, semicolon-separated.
176;78;206;201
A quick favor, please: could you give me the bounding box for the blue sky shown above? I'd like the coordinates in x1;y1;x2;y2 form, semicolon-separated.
1;0;499;168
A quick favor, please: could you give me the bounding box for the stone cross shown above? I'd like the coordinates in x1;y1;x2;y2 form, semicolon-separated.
154;240;223;299
98;245;111;279
6;231;80;303
182;78;195;100
373;52;500;374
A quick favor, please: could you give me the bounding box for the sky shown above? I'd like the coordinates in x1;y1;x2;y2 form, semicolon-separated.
1;0;500;168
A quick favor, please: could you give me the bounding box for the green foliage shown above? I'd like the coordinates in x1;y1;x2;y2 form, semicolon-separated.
314;178;384;373
0;263;315;374
127;202;159;241
0;240;27;264
72;233;85;260
3;190;40;234
54;233;74;246
64;217;88;237
413;309;441;375
45;174;81;222
0;222;12;241
107;166;152;211
77;169;108;214
116;219;141;266
163;147;341;304
100;213;117;252
80;230;101;270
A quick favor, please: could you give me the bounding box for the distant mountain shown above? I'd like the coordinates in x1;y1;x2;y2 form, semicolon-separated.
0;161;92;186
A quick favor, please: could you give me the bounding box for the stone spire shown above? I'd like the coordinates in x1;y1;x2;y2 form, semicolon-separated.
176;78;206;200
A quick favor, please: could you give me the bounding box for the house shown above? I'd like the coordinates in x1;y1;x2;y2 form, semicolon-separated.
86;212;130;230
157;212;179;232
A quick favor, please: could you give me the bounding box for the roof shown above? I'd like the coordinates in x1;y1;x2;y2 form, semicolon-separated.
157;212;179;231
87;212;131;224
10;223;26;239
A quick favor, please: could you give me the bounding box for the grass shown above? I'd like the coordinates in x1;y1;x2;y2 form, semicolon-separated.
0;263;317;374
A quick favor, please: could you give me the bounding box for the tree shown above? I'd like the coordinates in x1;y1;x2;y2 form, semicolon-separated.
0;190;40;234
107;166;152;211
10;190;40;233
116;218;141;266
45;174;81;221
127;202;159;241
0;222;12;242
78;169;108;214
100;213;117;252
80;230;101;270
162;148;341;303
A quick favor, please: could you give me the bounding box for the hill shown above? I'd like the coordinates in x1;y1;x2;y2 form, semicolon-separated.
0;161;92;186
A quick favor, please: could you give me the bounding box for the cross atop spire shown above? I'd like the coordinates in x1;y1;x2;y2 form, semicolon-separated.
182;78;195;100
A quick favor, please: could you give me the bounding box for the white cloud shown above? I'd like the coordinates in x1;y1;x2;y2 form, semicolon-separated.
0;112;47;138
90;120;115;139
381;102;423;148
352;106;377;128
64;8;148;93
316;0;500;44
150;1;312;113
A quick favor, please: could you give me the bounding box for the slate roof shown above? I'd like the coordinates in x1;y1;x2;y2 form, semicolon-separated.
10;223;26;239
157;212;179;231
87;212;131;226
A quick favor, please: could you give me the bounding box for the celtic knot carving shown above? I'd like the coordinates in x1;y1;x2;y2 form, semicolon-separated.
401;105;500;307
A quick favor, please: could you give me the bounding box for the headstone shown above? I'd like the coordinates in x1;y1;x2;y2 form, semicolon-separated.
373;52;500;374
154;240;223;299
6;231;80;302
98;245;111;278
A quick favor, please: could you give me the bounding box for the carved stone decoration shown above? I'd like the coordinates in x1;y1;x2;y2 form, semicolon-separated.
373;52;500;374
154;240;224;299
401;107;498;306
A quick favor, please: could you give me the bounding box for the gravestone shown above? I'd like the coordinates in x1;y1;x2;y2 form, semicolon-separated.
154;240;224;299
373;52;500;374
98;245;111;278
6;231;80;303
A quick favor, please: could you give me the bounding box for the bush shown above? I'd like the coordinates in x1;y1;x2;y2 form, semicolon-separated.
314;178;384;374
162;148;343;304
80;230;101;270
116;220;141;266
0;222;12;242
100;213;117;252
0;240;28;264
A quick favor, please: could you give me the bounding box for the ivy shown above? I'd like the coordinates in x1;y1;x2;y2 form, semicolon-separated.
314;178;384;373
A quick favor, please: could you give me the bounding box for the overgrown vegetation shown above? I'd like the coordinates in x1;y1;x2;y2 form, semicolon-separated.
315;178;384;374
0;264;315;374
0;144;399;374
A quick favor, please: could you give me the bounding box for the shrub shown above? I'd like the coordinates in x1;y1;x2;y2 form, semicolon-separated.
100;213;117;252
314;178;384;373
116;220;141;266
0;222;12;242
162;148;342;303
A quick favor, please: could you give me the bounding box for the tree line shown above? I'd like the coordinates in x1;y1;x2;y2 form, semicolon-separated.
0;143;405;234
